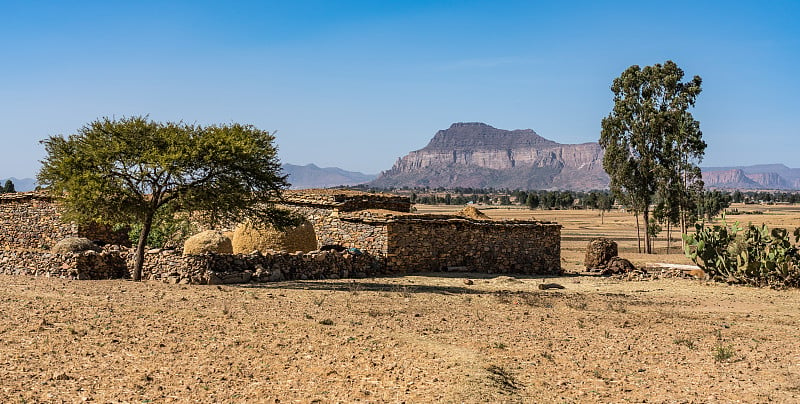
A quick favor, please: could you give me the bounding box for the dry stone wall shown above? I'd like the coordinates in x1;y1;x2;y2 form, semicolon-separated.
0;193;77;250
0;193;129;250
133;249;385;285
0;249;127;279
283;190;411;212
286;206;389;255
386;218;561;274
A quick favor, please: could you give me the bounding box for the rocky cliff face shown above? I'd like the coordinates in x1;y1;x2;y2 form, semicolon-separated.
702;166;800;190
701;169;760;189
370;123;609;190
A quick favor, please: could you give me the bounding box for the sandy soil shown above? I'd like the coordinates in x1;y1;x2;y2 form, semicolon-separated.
2;203;799;402
2;273;800;403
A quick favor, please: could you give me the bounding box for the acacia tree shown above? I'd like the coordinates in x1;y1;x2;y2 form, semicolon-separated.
38;116;297;281
600;61;704;253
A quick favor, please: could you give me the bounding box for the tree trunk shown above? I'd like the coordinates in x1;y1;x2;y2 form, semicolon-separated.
643;207;652;254
133;213;154;282
666;220;671;254
635;212;641;254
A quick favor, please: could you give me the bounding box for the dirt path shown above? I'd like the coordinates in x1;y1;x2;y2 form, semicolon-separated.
1;274;799;402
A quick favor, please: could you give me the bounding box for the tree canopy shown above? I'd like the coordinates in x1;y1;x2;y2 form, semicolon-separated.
600;61;705;253
2;179;14;193
38;116;296;280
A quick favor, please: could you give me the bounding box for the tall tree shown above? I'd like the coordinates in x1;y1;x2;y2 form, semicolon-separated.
600;61;703;253
38;116;297;281
3;179;15;193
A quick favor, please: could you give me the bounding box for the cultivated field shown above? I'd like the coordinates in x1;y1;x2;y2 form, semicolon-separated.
1;203;800;402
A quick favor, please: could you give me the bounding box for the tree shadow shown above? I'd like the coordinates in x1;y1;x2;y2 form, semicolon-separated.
230;271;584;296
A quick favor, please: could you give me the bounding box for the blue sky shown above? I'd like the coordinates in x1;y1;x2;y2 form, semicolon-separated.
1;0;798;178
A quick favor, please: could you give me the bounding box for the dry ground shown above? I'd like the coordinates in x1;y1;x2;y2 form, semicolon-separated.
1;203;799;403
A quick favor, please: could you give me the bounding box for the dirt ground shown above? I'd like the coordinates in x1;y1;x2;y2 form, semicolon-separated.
1;203;799;403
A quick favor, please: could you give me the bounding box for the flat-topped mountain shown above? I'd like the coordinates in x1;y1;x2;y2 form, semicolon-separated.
370;122;608;190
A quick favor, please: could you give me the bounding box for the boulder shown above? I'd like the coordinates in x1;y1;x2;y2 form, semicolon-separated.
232;220;317;254
51;237;101;254
584;238;618;270
182;230;233;256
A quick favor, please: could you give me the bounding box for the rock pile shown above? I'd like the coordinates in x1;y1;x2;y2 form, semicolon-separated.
584;238;618;269
584;238;637;275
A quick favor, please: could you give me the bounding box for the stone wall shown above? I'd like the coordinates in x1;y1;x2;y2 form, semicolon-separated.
0;192;129;250
283;190;411;212
0;193;77;250
385;218;561;274
286;206;389;255
0;249;127;279
134;249;385;285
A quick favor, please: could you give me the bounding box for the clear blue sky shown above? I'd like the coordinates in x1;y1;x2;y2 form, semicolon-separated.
1;0;798;178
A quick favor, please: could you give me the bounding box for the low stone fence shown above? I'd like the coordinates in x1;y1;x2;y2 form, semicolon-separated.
0;249;127;279
135;249;386;285
0;248;385;284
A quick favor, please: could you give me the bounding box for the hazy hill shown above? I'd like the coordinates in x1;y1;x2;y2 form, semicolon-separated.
282;163;376;189
702;164;800;190
370;122;609;190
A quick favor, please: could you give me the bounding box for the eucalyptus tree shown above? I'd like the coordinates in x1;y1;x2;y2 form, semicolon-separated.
600;61;704;253
38;116;297;281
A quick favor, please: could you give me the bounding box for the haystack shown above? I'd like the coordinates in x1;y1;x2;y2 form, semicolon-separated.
458;205;490;220
52;237;101;254
232;220;317;254
183;230;233;255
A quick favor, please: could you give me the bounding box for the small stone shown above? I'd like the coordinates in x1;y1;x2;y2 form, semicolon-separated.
538;283;565;290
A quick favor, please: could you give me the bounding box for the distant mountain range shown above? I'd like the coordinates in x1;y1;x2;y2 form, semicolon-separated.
369;122;609;190
282;163;376;189
701;164;800;190
2;164;377;193
4;138;797;192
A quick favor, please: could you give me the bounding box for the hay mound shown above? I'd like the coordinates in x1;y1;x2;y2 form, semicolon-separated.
52;237;101;254
183;230;233;256
232;220;317;254
458;205;490;220
584;238;618;269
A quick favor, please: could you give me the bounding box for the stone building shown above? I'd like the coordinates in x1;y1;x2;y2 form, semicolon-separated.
0;190;562;282
281;190;562;274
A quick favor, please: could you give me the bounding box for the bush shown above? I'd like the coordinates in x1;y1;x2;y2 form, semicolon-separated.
683;222;800;287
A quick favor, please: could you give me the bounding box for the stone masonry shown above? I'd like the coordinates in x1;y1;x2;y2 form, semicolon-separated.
1;190;563;283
